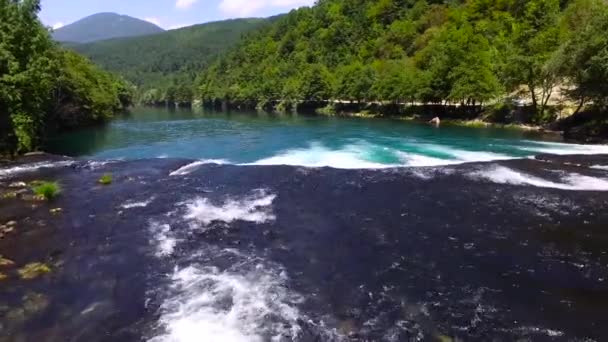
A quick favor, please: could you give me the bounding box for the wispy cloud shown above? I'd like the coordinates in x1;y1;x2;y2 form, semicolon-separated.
176;0;198;9
52;22;64;29
219;0;314;17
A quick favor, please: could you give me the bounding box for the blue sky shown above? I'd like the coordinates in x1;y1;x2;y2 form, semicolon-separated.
40;0;315;30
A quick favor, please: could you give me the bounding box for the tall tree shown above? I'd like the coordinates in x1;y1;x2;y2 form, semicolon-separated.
555;0;608;113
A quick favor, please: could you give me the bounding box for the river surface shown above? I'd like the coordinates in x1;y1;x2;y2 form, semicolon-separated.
1;108;608;342
46;107;608;166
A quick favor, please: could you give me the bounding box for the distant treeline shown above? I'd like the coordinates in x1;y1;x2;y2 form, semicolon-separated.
69;18;272;106
194;0;608;123
0;0;133;156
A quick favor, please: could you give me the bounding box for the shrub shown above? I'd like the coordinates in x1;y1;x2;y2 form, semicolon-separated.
32;181;61;200
98;173;113;185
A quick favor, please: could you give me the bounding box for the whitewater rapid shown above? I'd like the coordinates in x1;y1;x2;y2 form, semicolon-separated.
146;189;341;342
155;140;608;170
3;154;608;341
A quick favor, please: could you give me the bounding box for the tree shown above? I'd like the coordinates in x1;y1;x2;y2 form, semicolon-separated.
335;61;376;103
0;0;134;155
298;64;335;102
372;59;418;104
555;0;608;113
0;0;57;152
506;0;563;120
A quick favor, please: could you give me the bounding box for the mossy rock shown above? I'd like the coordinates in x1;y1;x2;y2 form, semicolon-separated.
31;181;61;200
435;334;453;342
0;256;15;267
22;292;50;314
1;191;18;199
98;173;113;185
18;262;51;280
49;208;63;215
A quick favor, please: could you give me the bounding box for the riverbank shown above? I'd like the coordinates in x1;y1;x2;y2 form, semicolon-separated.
2;154;608;341
316;109;565;136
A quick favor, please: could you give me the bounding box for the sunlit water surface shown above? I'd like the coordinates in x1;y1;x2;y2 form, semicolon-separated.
46;107;608;167
2;107;607;341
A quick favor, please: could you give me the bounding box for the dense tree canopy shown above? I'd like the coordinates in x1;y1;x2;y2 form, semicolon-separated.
0;0;132;155
197;0;608;121
70;18;272;105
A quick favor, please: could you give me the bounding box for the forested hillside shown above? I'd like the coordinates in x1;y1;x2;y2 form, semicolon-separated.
1;0;133;156
198;0;608;123
53;12;164;43
71;18;271;105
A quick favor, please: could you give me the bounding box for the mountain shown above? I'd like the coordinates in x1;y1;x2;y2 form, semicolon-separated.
70;18;270;99
53;12;164;43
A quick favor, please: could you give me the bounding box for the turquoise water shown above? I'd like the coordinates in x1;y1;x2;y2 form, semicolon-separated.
46;107;608;167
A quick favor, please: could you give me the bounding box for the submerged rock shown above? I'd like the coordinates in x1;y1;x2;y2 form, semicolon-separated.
18;262;51;280
0;256;14;267
49;208;63;215
22;292;50;314
1;154;608;341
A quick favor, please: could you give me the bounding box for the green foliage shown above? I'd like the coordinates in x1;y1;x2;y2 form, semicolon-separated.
98;173;113;185
196;0;608;121
69;18;270;105
32;181;61;200
50;49;133;128
554;0;608;112
0;0;132;156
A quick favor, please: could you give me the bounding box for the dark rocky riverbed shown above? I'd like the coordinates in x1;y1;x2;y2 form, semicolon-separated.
1;154;608;341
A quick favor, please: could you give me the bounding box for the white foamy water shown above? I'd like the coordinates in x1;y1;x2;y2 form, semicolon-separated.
121;196;156;209
0;160;74;179
83;159;121;170
149;221;177;257
149;260;304;342
418;144;514;164
395;152;455;167
591;165;608;170
517;140;608;155
183;189;276;226
248;141;522;169
170;160;229;176
147;190;325;342
470;166;608;191
249;143;393;169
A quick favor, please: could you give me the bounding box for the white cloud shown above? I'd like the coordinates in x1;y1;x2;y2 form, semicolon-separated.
176;0;198;9
52;22;64;30
144;17;161;26
219;0;314;17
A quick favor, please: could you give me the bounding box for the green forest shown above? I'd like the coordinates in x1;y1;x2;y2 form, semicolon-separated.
3;0;608;156
0;0;133;156
70;18;272;106
198;0;608;124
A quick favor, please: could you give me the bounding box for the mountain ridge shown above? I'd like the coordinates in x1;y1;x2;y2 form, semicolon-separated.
53;12;164;43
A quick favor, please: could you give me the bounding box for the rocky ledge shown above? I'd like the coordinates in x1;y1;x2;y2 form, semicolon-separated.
1;154;608;341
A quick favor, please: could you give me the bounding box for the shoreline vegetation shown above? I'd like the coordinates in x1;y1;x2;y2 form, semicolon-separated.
0;1;133;158
133;0;608;142
4;0;608;158
190;0;608;142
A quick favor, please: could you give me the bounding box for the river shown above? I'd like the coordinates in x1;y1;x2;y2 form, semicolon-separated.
46;107;608;166
1;107;608;341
